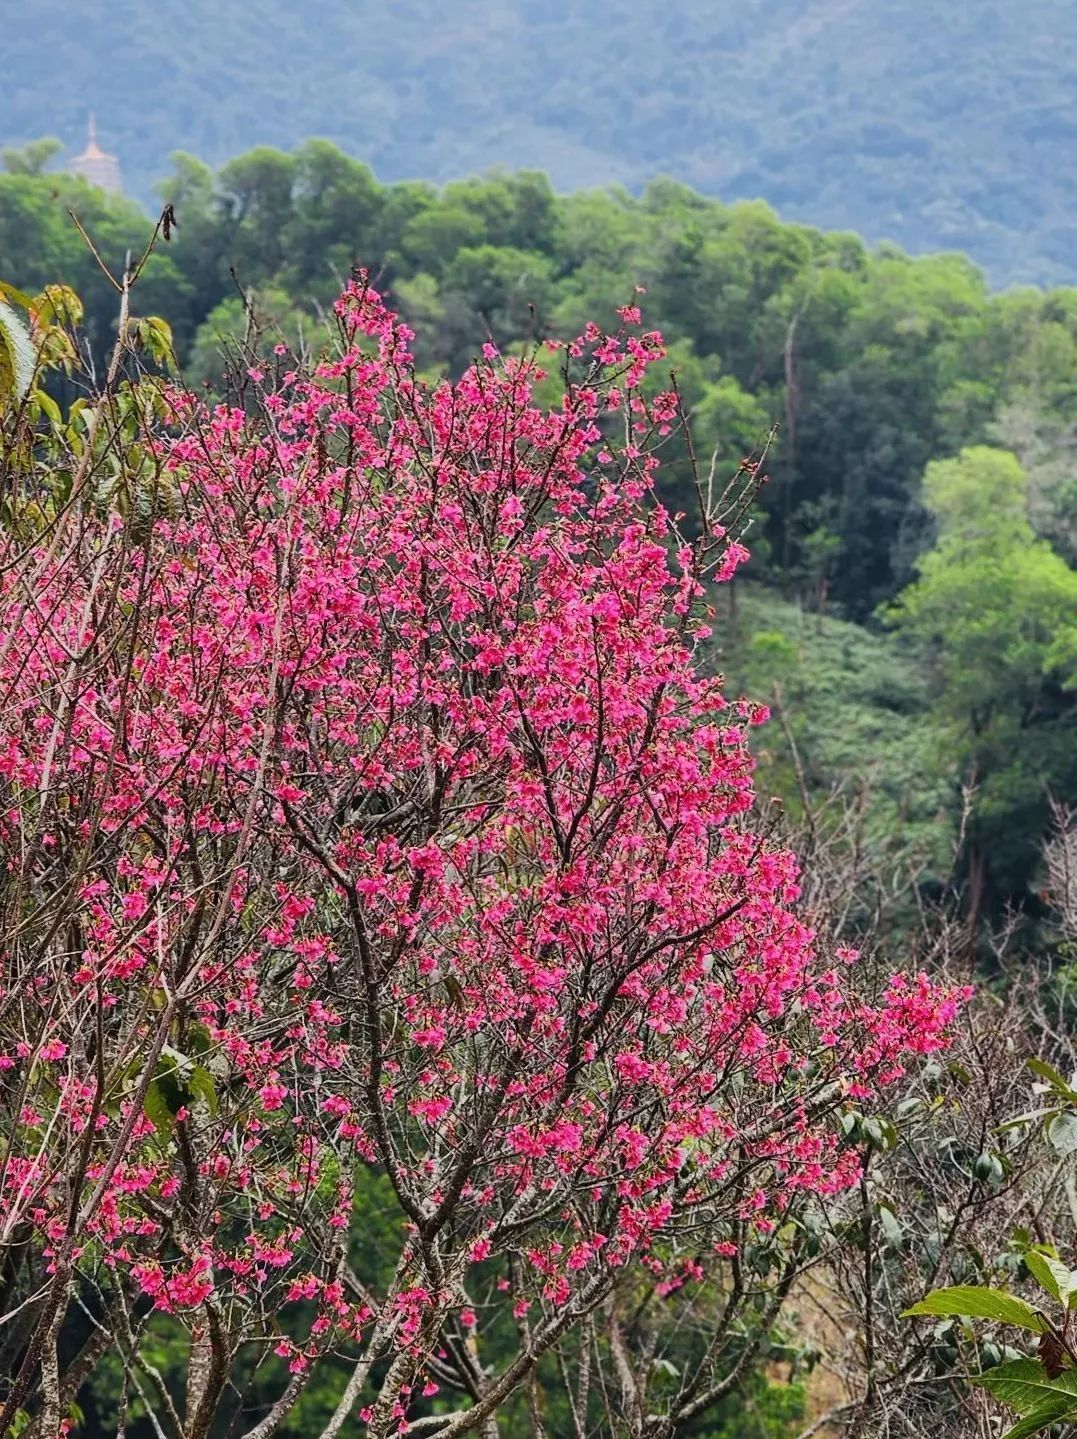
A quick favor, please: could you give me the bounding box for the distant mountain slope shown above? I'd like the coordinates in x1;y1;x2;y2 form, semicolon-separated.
4;0;1077;285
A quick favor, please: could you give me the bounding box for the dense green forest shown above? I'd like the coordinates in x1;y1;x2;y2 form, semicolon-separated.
3;138;1077;936
5;0;1077;285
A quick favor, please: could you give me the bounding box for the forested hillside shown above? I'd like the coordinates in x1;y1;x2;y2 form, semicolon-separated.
4;0;1077;284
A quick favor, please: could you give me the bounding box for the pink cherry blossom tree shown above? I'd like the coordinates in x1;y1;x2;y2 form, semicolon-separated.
0;276;964;1439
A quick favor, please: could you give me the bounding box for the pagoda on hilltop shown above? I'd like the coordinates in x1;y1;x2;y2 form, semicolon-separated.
70;115;122;195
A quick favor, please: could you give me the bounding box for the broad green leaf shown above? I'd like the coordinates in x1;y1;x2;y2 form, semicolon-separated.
6;1406;33;1437
158;1045;192;1082
32;284;83;329
144;314;173;346
999;1106;1064;1133
999;1398;1077;1439
902;1286;1048;1333
879;1204;904;1249
1027;1057;1077;1099
973;1358;1077;1415
0;281;33;311
862;1116;898;1151
135;315;176;372
973;1151;1005;1183
153;1058;188;1119
32;389;61;427
187;1064;218;1117
143;1078;177;1137
1025;1251;1077;1308
187;1022;214;1058
0;300;35;406
1046;1111;1077;1157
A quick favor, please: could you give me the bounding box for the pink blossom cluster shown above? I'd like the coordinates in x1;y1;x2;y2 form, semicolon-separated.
0;277;966;1429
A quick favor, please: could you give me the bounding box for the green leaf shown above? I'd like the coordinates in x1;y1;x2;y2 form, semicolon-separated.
999;1106;1064;1133
5;1406;33;1438
879;1204;904;1249
973;1358;1077;1415
840;1111;861;1139
187;1022;214;1058
32;284;82;329
1028;1057;1077;1097
135;315;176;372
32;389;61;427
902;1286;1048;1333
1046;1111;1077;1157
158;1043;193;1081
0;300;35;406
152;1050;188;1119
862;1116;898;1151
999;1398;1077;1439
143;1078;177;1137
1025;1251;1077;1308
187;1064;218;1117
0;281;33;311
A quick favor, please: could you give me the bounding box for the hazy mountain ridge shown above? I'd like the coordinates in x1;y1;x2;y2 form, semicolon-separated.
4;0;1077;284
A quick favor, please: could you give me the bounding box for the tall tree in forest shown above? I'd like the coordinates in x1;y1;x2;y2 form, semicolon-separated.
886;446;1077;924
